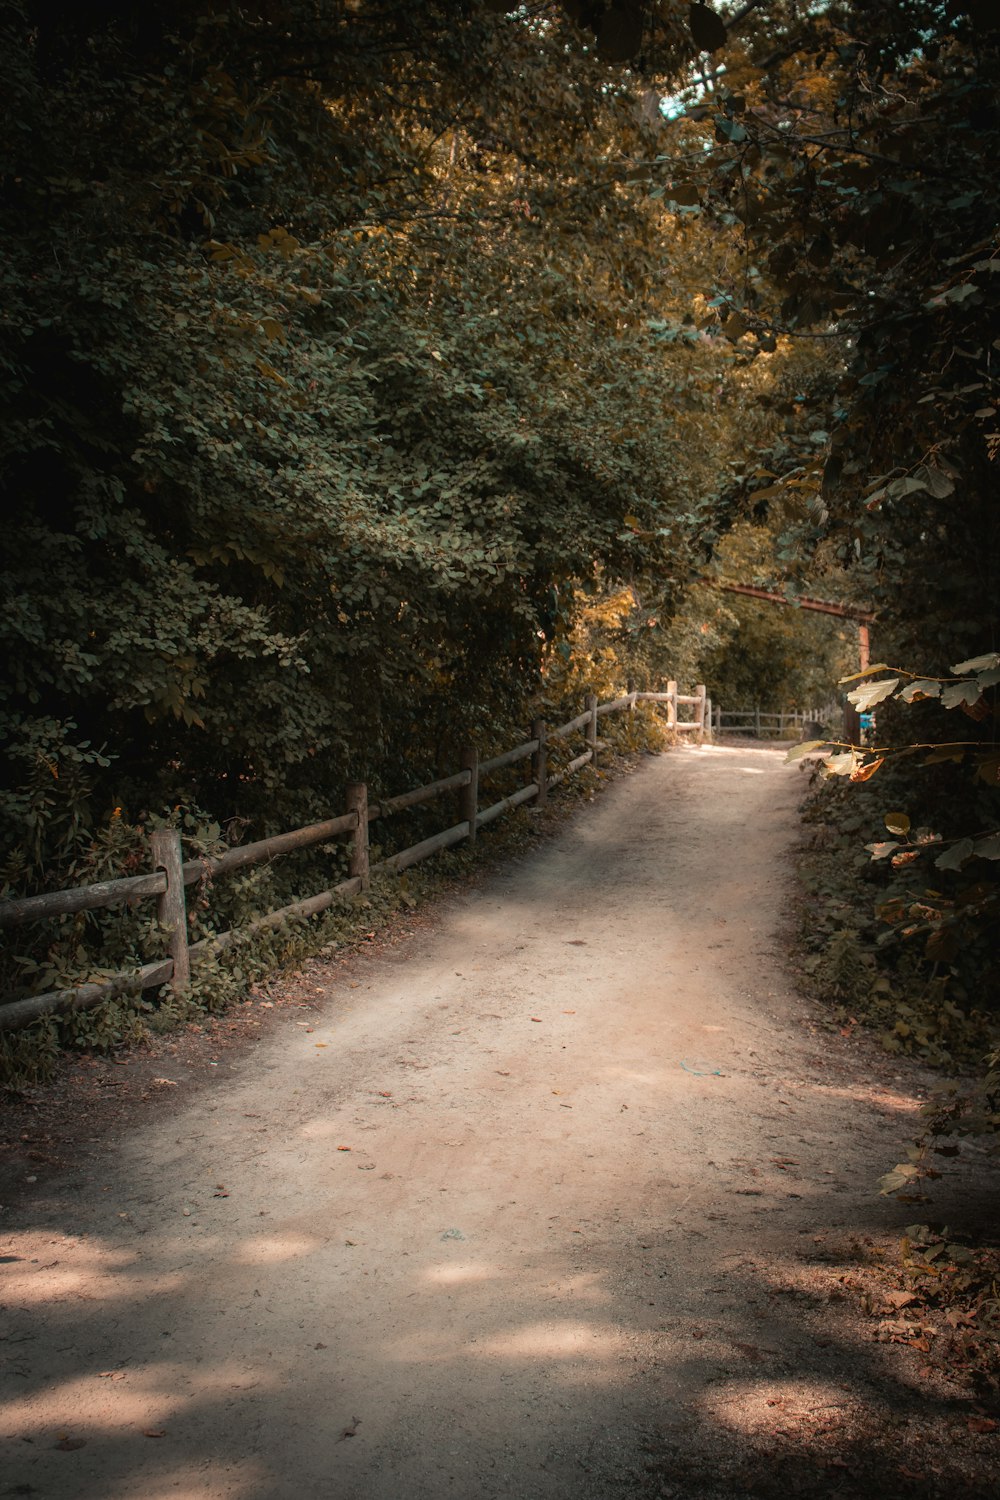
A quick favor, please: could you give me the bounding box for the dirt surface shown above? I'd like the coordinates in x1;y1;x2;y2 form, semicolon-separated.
2;742;998;1500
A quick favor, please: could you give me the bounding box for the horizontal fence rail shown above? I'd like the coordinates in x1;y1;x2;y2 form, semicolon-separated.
0;682;711;1032
712;704;838;738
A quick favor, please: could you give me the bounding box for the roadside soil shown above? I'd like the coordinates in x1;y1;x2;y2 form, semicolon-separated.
2;742;998;1500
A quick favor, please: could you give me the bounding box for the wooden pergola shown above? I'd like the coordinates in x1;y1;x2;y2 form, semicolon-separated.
707;582;877;744
715;582;875;671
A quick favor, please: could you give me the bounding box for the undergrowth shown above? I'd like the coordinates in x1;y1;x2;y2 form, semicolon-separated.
852;1225;1000;1409
796;754;1000;1391
795;763;998;1070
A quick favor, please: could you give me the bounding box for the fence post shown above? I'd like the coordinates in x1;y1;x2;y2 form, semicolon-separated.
460;745;479;847
703;693;712;743
346;782;370;889
585;693;599;766
150;829;190;991
666;680;677;729
696;684;707;740
626;678;636;717
532;719;548;809
714;702;721;736
754;704;761;738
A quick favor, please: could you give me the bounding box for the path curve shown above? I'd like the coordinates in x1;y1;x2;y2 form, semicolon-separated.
1;745;989;1498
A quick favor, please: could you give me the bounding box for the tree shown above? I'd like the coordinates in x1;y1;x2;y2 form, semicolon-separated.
0;1;740;892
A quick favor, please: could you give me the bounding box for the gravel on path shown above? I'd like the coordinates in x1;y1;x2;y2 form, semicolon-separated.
2;743;997;1500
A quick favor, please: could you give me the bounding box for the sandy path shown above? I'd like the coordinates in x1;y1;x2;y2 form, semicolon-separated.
2;744;993;1499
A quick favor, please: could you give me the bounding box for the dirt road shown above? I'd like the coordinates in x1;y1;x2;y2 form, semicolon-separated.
2;744;995;1499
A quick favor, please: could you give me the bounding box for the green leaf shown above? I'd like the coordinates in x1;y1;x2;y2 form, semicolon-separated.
715;117;748;145
941;680;982;710
748;482;787;501
925;283;980;308
951;651;1000;674
912;465;954;499
785;738;827;762
847;677;900;711
973;833;1000;861
885;475;928;501
884;812;910;835
879;1163;920;1195
899;679;942;703
935;838;975;872
840;663;890;683
824;751;858;777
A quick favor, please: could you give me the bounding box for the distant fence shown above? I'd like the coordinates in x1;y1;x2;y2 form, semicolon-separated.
0;682;711;1033
712;704;838;739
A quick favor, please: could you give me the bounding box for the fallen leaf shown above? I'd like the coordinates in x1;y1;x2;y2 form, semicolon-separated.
337;1417;361;1442
562;1009;576;1014
337;1145;352;1151
967;1417;997;1434
143;1429;166;1439
314;1043;327;1048
530;1017;542;1022
314;1341;328;1349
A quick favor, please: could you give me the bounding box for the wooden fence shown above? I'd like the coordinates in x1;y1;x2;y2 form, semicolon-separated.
712;704;836;739
0;683;710;1033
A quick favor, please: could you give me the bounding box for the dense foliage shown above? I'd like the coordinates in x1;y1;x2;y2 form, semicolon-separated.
672;0;1000;1155
1;1;740;899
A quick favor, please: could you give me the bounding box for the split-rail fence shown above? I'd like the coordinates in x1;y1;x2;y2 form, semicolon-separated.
712;704;838;739
0;682;710;1033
